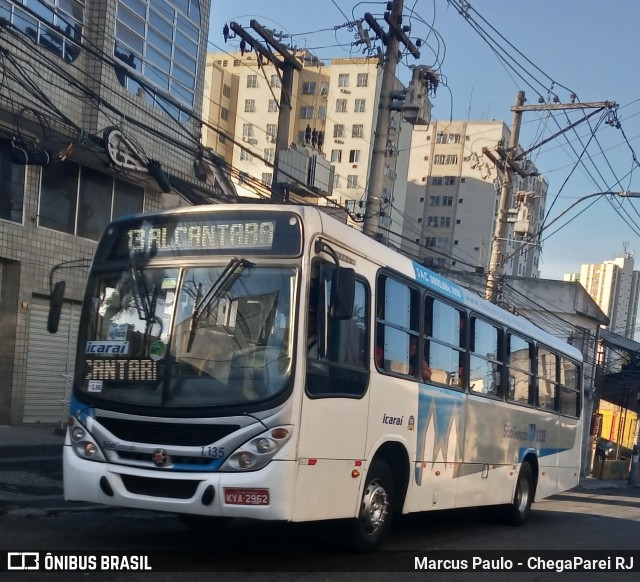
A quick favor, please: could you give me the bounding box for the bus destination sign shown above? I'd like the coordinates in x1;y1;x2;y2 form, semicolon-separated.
127;220;276;254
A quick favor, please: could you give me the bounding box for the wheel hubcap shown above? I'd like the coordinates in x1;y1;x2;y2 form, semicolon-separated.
516;478;530;513
361;479;389;535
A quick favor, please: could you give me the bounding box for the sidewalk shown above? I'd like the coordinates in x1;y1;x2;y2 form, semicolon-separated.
0;424;64;459
0;424;635;491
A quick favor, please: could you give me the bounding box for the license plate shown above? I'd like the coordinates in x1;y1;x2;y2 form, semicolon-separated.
224;488;270;505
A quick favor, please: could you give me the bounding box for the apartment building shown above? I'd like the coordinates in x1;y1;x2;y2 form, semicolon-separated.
0;0;217;424
565;254;640;340
204;52;410;235
402;120;546;276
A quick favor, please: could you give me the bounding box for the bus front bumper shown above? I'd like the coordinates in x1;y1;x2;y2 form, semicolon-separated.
63;445;296;521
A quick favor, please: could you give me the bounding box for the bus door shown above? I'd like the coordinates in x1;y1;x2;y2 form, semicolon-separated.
293;259;371;521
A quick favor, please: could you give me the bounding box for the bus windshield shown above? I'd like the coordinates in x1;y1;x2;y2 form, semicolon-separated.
78;262;297;409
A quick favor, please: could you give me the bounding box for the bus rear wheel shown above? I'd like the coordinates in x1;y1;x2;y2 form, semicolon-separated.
503;462;533;526
345;460;394;552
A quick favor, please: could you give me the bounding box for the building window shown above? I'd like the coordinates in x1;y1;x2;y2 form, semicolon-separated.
333;174;340;188
443;196;453;206
246;75;257;88
317;106;327;120
261;172;273;186
330;149;342;163
357;73;368;87
264;148;275;163
338;73;349;87
6;0;84;62
268;99;278;112
220;107;229;121
336;99;348;112
433;154;446;165
354;99;366;113
349;150;360;163
266;124;277;139
439;217;451;227
39;161;143;239
431;176;456;186
0;140;25;223
347;175;358;188
240;149;252;161
333;124;345;138
270;74;281;88
114;0;201;120
429;196;440;206
302;81;316;94
222;84;231;98
242;123;254;138
299;106;314;119
427;216;438;227
352;124;364;138
244;99;255;112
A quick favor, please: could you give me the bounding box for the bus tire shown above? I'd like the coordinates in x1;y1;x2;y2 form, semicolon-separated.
179;514;231;533
504;462;533;526
345;459;394;552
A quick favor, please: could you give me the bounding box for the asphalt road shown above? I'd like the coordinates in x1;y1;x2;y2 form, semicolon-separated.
1;455;639;581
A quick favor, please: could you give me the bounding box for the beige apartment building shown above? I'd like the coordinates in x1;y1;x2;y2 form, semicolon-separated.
401;120;546;276
204;52;410;235
565;254;640;340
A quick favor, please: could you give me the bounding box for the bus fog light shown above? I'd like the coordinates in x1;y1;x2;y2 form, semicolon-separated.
238;452;254;468
71;427;85;441
256;438;270;453
84;442;98;457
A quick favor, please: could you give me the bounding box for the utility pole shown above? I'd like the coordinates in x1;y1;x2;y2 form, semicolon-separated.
485;90;525;303
484;93;617;303
228;20;302;202
362;0;421;238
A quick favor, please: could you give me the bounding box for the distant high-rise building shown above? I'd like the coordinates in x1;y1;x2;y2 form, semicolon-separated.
401;120;546;277
564;254;640;340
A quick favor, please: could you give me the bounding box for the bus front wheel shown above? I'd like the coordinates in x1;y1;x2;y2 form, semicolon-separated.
503;462;533;526
345;460;394;552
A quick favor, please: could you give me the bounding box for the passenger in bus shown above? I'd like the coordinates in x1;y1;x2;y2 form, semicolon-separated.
409;336;431;381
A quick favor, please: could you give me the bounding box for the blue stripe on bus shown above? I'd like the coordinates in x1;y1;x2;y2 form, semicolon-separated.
518;447;570;462
412;263;465;302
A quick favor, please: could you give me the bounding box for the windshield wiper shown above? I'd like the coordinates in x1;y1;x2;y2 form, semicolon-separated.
129;261;157;323
186;258;253;352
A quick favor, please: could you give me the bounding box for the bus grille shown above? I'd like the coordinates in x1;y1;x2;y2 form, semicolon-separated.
97;417;240;446
120;474;201;499
118;451;212;465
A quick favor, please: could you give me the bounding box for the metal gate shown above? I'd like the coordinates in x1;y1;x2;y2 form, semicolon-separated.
23;299;78;424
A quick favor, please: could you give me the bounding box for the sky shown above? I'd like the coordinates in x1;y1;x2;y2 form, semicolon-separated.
208;0;640;281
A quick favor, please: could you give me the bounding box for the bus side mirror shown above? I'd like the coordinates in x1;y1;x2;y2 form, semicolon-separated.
48;280;66;333
330;267;355;320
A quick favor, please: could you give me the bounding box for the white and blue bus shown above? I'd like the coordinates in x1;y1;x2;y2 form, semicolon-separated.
50;204;583;551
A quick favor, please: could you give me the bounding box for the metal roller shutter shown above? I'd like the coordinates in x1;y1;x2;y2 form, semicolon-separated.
23;299;78;424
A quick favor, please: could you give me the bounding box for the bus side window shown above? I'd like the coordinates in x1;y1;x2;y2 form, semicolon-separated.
375;274;419;376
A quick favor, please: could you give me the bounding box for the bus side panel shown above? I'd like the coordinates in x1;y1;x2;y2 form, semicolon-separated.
403;384;465;513
293;394;369;521
291;459;363;521
556;415;581;493
457;395;515;507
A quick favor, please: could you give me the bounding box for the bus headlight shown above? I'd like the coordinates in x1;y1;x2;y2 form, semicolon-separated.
221;426;292;471
68;417;106;463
